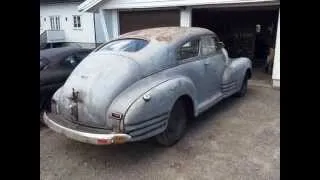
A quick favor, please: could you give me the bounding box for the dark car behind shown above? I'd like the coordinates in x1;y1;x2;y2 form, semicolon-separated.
40;47;92;119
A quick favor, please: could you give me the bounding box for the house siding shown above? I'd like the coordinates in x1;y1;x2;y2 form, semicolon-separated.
40;2;96;44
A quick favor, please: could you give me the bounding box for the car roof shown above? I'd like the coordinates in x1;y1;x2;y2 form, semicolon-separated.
40;46;89;61
118;27;215;44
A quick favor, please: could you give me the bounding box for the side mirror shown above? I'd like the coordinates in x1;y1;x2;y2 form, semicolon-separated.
217;41;225;49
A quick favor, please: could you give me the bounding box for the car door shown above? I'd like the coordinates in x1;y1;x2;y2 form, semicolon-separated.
176;38;210;104
200;35;226;99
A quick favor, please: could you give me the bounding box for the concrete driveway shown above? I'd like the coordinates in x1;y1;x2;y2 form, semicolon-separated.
40;85;280;180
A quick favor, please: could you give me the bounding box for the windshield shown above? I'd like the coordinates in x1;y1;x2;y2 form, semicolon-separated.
97;39;148;52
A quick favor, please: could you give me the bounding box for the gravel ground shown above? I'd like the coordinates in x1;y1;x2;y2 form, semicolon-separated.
40;85;280;180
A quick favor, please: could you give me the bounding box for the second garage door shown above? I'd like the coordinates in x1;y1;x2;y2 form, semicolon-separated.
119;9;180;34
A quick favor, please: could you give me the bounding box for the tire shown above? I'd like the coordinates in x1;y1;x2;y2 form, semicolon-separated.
156;99;187;146
234;73;248;97
40;97;51;125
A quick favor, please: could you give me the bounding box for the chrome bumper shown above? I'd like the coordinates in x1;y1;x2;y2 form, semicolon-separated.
43;112;132;145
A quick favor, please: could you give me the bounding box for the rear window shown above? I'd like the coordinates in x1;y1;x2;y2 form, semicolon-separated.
97;39;148;52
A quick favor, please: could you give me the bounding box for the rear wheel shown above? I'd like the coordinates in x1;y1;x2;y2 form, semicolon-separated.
235;73;249;97
156;99;187;146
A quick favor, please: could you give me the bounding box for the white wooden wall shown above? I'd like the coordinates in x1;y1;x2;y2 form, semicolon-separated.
40;2;96;44
272;9;280;88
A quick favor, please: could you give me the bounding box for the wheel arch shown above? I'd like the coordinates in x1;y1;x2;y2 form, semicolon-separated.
175;94;196;121
246;68;252;79
120;76;198;141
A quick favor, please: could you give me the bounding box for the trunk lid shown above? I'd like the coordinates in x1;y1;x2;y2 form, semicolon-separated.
57;53;142;128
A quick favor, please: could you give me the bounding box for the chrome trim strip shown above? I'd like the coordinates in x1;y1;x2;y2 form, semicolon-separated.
43;112;131;145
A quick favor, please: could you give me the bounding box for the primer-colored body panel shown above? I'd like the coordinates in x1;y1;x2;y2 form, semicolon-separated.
50;27;252;143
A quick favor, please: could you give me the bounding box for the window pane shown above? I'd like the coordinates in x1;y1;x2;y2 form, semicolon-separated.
50;17;53;29
73;16;81;28
56;17;60;30
201;37;216;56
177;39;200;60
98;39;149;52
73;16;76;28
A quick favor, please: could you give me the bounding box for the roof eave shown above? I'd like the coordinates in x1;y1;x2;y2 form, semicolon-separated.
78;0;280;12
78;0;105;12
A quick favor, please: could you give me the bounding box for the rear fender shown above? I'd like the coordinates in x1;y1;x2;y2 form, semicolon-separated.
222;57;252;95
108;76;197;141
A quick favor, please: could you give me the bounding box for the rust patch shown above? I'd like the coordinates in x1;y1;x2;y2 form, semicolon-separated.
120;27;192;42
156;35;172;42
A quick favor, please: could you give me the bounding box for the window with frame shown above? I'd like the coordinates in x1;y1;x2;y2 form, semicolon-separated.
50;16;60;30
176;39;200;61
73;15;81;28
200;36;217;56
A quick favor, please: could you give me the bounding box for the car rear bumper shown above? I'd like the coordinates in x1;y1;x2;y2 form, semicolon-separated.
43;112;132;145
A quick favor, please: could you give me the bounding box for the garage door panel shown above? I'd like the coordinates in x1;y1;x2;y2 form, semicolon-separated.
119;10;180;34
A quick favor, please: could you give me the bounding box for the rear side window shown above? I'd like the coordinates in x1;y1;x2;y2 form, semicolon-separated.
98;39;148;52
200;36;217;56
176;39;200;60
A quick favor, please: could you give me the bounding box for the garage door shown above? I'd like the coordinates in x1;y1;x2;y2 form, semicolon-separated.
119;10;180;34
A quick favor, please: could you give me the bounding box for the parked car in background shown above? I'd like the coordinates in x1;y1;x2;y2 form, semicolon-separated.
40;47;92;120
43;27;252;146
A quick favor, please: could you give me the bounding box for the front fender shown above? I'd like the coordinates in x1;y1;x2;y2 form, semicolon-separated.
107;76;197;141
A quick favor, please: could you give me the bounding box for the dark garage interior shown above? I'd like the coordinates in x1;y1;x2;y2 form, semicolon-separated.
192;6;279;81
119;9;180;34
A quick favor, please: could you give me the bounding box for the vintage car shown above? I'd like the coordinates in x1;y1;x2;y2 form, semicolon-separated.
40;47;92;120
43;27;252;146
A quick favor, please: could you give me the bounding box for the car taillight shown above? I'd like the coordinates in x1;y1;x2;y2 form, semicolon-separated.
110;112;123;120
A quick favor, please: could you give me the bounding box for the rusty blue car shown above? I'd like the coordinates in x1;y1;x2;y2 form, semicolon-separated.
43;27;252;146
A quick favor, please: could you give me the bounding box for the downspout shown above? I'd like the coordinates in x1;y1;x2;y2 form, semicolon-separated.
93;12;97;48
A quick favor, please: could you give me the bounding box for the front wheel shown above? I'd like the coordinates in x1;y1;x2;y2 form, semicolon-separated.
156;99;187;146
